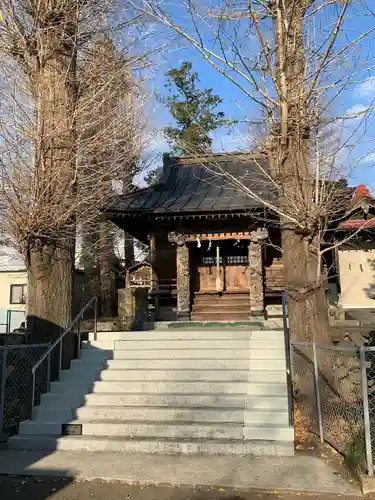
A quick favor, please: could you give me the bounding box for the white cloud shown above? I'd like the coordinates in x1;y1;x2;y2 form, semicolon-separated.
361;152;375;164
146;130;169;155
358;79;375;98
345;103;369;120
213;130;248;153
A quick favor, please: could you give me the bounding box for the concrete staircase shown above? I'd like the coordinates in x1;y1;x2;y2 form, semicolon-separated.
8;329;294;456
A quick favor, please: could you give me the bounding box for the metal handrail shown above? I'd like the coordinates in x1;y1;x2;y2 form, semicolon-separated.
31;296;98;412
282;291;294;428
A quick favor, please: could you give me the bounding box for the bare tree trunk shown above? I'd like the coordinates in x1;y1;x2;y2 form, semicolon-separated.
27;244;74;367
273;0;329;342
282;229;329;342
124;232;135;267
25;1;78;341
99;221;117;317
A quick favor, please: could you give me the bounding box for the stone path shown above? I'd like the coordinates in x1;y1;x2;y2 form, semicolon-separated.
0;450;360;495
0;476;361;500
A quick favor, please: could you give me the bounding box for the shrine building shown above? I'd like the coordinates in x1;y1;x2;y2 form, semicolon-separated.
107;152;288;322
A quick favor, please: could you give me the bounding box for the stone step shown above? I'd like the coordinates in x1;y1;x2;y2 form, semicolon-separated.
249;349;285;359
250;330;284;339
250;358;286;370
191;314;250;321
243;425;294;442
245;410;289;426
20;420;245;440
121;339;251;350
88;369;286;384
70;358;109;369
80;349;113;361
33;406;245;423
150;321;267;330
41;392;247;408
194;294;249;302
192;305;249;312
103;358;286;371
60;368;254;383
88;330;253;341
81;342;286;357
49;380;286;396
50;380;249;394
250;340;285;350
83;339;254;351
98;369;250;382
8;435;295;456
112;349;251;360
32;407;289;426
106;358;251;370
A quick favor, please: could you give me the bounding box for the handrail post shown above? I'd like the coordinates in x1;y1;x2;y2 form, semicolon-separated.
6;311;9;334
46;353;51;392
77;320;81;359
0;346;8;433
31;368;36;419
58;341;63;381
282;291;293;428
94;297;98;341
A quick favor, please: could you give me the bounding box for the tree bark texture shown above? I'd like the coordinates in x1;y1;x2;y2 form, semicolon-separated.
99;221;118;318
27;245;74;370
26;1;78;343
124;232;135;268
281;229;329;342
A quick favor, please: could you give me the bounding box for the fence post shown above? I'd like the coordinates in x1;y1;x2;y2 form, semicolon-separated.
313;342;324;443
0;346;7;434
360;345;373;476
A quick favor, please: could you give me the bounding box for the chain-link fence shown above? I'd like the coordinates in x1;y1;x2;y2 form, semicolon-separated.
291;341;372;475
0;343;49;434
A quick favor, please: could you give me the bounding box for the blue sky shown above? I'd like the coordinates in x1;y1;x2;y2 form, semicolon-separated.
138;1;375;191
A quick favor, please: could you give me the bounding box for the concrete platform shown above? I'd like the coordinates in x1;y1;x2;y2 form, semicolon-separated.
0;450;360;495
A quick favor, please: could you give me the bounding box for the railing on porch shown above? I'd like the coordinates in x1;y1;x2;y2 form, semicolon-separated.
151;279;177;295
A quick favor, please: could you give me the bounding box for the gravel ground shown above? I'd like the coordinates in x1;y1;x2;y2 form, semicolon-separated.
0;476;362;500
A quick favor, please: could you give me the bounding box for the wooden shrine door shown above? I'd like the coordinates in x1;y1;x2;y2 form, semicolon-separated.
192;240;249;293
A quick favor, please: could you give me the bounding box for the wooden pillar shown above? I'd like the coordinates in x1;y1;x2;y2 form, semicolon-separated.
149;234;157;288
249;229;268;316
168;232;190;320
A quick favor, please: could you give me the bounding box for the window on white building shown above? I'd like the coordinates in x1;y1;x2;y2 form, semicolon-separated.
10;284;27;304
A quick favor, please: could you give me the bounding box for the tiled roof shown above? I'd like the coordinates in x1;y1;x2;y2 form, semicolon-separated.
111;154;273;215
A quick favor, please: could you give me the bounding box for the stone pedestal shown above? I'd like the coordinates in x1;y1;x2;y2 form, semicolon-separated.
118;277;149;330
118;283;134;330
249;229;268;317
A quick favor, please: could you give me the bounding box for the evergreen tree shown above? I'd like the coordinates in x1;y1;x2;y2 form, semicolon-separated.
162;61;230;155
